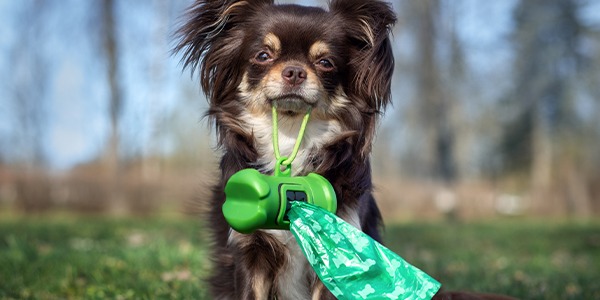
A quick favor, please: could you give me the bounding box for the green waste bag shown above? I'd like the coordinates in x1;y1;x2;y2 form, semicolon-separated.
287;201;441;300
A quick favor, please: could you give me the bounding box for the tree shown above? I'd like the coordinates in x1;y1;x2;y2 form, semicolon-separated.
6;0;51;170
501;0;592;216
99;0;125;212
398;0;465;183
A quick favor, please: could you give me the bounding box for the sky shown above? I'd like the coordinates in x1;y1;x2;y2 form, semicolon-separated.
1;0;196;169
0;0;518;170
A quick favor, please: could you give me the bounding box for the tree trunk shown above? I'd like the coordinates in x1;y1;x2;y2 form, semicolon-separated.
414;0;456;183
101;0;125;214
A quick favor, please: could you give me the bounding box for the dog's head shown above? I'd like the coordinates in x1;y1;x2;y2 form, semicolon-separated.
175;0;395;156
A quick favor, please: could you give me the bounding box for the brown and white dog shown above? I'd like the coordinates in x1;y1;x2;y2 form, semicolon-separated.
175;0;394;299
174;1;516;300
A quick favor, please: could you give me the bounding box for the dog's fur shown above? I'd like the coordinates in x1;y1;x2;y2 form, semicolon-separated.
175;0;394;299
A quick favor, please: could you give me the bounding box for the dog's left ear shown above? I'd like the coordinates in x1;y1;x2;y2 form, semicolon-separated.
329;0;396;112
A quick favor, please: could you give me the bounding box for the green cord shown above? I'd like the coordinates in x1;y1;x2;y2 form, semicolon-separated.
272;103;312;166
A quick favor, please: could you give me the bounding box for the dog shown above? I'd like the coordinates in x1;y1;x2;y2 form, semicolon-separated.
175;0;394;299
174;1;518;299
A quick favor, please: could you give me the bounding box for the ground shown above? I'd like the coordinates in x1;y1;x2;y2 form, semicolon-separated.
1;214;599;299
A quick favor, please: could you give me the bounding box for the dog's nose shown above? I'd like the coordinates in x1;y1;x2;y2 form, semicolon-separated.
282;66;307;86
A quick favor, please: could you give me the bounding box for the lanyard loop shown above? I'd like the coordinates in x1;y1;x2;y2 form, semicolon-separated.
272;103;312;169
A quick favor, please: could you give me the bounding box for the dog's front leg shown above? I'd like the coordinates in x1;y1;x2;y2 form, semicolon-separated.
237;270;272;300
233;249;274;300
311;280;336;300
231;231;287;300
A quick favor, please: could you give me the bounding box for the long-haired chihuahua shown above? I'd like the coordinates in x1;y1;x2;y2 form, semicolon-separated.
175;0;395;299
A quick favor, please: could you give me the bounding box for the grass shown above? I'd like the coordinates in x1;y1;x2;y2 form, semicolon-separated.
0;214;209;299
384;220;600;299
1;215;599;299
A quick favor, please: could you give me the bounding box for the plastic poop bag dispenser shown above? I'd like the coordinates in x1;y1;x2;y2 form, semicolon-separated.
223;157;337;233
223;105;441;299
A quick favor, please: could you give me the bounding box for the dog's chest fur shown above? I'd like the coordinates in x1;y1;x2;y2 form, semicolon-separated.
240;112;342;176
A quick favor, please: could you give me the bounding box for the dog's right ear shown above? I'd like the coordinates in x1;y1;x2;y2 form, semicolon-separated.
173;0;273;104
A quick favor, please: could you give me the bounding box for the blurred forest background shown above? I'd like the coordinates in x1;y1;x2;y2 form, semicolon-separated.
1;0;600;221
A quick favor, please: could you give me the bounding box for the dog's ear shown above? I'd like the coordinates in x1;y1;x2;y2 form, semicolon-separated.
173;0;273;104
329;0;396;112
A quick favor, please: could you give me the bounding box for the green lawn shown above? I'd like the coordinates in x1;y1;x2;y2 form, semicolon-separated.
0;215;209;299
1;215;599;299
384;221;600;299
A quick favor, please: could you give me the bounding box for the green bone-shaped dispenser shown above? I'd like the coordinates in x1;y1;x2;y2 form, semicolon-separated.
223;157;337;234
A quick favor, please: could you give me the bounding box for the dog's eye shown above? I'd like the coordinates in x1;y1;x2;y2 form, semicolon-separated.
254;51;272;63
316;59;335;71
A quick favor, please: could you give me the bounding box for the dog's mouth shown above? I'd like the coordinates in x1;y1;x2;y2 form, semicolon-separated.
271;95;314;116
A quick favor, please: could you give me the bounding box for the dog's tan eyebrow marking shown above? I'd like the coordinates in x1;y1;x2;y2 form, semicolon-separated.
309;41;331;60
263;33;281;54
